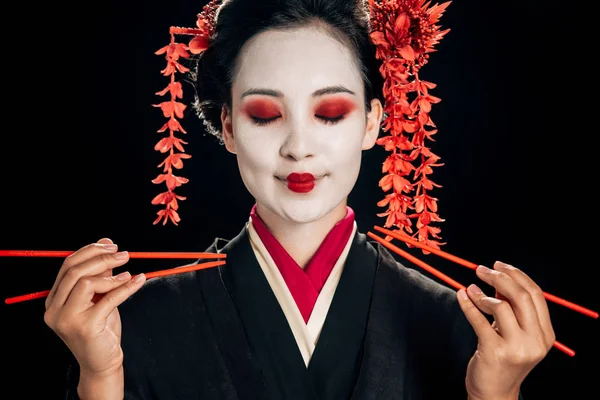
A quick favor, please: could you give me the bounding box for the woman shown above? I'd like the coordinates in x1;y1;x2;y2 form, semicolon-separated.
44;0;555;399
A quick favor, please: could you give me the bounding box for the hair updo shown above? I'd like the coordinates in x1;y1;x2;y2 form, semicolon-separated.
190;0;384;142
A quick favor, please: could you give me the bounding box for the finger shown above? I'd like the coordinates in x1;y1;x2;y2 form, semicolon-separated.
494;262;555;346
50;250;130;308
62;271;133;314
63;239;118;271
95;239;118;279
466;283;521;339
46;239;118;308
456;289;501;344
90;273;147;321
476;265;542;336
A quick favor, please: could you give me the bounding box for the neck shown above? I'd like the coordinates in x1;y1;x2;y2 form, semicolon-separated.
255;201;349;269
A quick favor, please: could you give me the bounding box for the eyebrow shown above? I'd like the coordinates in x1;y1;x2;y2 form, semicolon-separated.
241;85;356;99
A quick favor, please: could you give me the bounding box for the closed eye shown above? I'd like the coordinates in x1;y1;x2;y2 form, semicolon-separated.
250;116;279;126
316;115;344;125
250;115;344;126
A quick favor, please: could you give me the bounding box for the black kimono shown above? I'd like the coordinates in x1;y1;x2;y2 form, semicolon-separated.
65;226;481;399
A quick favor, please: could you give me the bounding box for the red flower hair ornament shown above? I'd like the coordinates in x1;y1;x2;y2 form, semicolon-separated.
368;0;451;252
152;0;452;253
151;0;221;226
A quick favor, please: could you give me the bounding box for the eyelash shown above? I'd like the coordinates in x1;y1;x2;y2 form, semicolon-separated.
251;115;344;126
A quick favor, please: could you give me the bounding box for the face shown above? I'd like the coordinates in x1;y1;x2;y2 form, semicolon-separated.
221;25;382;224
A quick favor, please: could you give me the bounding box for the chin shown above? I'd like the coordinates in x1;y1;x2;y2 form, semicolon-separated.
251;180;351;224
280;205;327;224
273;196;347;225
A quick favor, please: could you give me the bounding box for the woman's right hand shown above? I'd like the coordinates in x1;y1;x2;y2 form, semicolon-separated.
43;238;146;387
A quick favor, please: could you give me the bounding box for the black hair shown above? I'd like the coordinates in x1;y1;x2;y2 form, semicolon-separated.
190;0;384;141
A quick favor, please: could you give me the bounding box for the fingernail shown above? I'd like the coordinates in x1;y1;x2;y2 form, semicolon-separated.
477;265;493;274
115;271;131;281
494;262;512;271
458;289;469;300
468;284;483;295
114;251;129;260
102;244;117;251
483;297;504;305
133;273;145;283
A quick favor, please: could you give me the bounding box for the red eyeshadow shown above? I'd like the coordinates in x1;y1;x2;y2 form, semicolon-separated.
315;98;356;118
243;99;281;119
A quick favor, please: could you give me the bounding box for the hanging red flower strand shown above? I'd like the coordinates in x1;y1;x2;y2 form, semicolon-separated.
151;0;220;225
368;0;451;253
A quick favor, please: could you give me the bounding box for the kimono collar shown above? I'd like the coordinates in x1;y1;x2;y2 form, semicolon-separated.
249;204;355;322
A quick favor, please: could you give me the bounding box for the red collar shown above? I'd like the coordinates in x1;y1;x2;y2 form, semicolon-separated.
250;205;355;323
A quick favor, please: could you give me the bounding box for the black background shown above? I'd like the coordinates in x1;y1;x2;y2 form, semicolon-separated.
2;0;598;398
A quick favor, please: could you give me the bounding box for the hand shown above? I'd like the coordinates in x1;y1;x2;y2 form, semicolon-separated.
43;238;146;379
457;261;555;400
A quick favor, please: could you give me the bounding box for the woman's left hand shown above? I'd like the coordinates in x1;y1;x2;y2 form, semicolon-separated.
457;261;556;400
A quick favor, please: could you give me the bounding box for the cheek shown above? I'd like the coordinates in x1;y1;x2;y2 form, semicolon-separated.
237;139;266;168
325;126;365;176
328;123;365;158
231;127;279;172
332;151;362;174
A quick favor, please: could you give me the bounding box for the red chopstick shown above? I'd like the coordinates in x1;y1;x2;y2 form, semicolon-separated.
367;231;576;357
5;260;226;304
374;225;598;320
0;250;226;259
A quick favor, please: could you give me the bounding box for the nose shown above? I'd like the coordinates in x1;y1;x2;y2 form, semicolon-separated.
279;125;315;161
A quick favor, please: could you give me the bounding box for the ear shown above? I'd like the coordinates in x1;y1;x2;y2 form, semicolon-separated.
221;104;237;154
362;98;383;150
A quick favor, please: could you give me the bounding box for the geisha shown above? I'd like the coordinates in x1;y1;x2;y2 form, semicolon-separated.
42;1;555;399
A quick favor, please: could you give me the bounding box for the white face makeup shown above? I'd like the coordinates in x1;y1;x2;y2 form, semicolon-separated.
222;25;381;224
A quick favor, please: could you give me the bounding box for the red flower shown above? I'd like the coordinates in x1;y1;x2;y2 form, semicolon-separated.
154;136;188;153
189;6;217;54
369;0;451;251
155;42;190;62
153;208;182;226
152;173;189;192
151;190;186;210
189;35;210;54
156;81;184;99
152;101;187;119
158;153;192;172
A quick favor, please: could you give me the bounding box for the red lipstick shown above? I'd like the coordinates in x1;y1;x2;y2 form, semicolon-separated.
285;172;316;193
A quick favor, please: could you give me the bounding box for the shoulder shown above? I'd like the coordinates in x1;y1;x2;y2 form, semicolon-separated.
369;238;458;309
119;236;231;318
366;236;475;343
367;237;477;367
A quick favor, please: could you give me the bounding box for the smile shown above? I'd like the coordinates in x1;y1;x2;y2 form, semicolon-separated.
276;173;324;194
